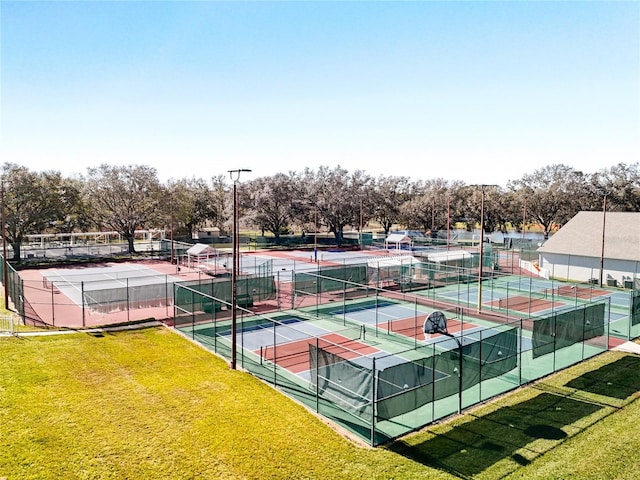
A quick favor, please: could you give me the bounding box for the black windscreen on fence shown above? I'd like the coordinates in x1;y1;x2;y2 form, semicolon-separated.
532;302;606;358
294;265;368;295
632;291;640;326
309;343;373;418
474;328;519;384
375;329;518;421
376;356;438;420
175;275;276;309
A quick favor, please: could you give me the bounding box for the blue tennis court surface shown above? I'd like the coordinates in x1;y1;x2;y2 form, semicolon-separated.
329;303;428;326
222;316;332;351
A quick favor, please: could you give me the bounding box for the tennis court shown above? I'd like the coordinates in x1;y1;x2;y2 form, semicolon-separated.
423;275;617;319
172;252;613;446
213;315;378;374
490;294;567;315
322;299;473;343
185;311;433;378
42;264;184;307
19;260;205;328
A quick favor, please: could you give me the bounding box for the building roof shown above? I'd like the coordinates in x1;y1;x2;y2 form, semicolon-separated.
391;230;427;238
186;243;217;256
425;250;472;263
385;233;413;244
538;211;640;261
367;255;420;268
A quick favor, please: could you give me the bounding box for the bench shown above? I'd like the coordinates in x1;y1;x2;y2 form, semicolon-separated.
203;301;223;314
237;296;254;308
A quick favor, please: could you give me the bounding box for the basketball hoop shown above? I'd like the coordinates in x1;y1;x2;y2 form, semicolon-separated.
424;311;448;337
424;310;464;415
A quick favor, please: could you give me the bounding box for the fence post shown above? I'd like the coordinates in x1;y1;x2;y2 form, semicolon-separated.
479;329;483;401
126;278;130;322
273;322;277;388
370;356;376;447
51;280;55;326
81;281;85;328
315;336;319;414
190;288;195;339
518;318;523;386
165;275;169;318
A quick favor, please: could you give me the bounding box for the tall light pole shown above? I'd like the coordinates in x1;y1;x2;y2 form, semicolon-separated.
521;197;527;241
446;196;451;250
228;168;252;370
475;185;497;313
431;198;436;232
359;198;363;251
1;180;8;310
170;190;175;266
478;188;486;312
314;208;318;262
599;192;607;288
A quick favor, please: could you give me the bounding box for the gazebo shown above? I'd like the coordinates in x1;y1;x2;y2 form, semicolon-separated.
385;233;413;250
185;243;218;269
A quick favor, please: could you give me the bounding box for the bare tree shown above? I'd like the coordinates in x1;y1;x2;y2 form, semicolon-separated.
165;177;220;241
371;175;412;235
246;173;297;239
302;166;372;246
508;164;590;238
83;164;162;253
591;162;640;212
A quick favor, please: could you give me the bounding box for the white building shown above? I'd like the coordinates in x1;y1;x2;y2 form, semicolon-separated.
537;211;640;288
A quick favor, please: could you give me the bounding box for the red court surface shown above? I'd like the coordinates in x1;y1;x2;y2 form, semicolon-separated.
19;260;208;328
554;285;611;299
385;316;476;341
490;295;565;314
257;332;379;374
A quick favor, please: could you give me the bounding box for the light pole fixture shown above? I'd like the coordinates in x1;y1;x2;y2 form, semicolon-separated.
599;192;608;288
228;168;252;370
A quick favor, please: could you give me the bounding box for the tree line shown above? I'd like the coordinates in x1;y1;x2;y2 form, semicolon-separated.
2;161;639;260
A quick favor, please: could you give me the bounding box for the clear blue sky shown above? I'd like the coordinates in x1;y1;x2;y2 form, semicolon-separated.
1;1;638;186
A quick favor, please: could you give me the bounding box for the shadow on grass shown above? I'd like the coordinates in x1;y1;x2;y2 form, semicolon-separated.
565;355;640;399
389;354;640;479
389;393;602;478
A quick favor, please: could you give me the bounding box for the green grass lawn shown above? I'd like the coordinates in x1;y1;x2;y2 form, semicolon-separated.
1;326;639;480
